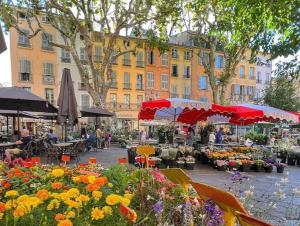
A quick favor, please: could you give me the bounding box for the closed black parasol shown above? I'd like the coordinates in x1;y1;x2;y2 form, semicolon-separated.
80;107;114;117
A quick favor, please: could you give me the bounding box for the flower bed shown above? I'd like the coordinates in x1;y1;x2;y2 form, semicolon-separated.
0;163;224;226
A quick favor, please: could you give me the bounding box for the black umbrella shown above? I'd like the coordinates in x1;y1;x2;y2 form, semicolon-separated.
80;107;114;117
57;68;78;140
0;26;6;54
0;87;57;113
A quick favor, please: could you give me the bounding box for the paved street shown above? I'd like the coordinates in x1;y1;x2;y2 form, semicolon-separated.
78;145;300;225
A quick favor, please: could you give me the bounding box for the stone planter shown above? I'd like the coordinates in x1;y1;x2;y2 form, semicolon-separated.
276;166;285;173
264;165;273;173
253;164;264;172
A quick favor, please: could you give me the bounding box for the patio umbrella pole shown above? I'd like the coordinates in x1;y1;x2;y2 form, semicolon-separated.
6;115;8;135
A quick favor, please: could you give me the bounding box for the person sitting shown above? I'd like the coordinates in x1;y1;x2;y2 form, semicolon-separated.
87;130;96;151
48;129;58;143
4;130;32;164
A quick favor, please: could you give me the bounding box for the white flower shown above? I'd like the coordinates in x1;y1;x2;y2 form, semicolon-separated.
146;195;152;200
285;171;289;176
250;186;255;190
280;177;289;183
292;188;300;196
244;190;254;197
275;182;280;187
272;203;277;209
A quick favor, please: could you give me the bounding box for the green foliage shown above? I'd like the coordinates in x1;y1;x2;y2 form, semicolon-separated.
264;76;300;112
245;131;268;145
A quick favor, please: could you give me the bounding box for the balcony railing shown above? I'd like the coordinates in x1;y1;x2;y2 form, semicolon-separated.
61;57;71;63
19;73;32;82
78;82;87;90
265;80;270;85
123;59;131;66
136;61;144;67
107;102;140;110
183;74;190;79
256;80;262;84
172;73;178;77
136;84;143;90
123;83;131;89
183;94;190;99
110;82;118;89
43;75;55;85
18;42;31;48
80;59;88;65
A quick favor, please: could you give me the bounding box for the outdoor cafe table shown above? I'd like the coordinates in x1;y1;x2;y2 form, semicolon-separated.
52;142;73;148
0;142;16;159
69;139;86;144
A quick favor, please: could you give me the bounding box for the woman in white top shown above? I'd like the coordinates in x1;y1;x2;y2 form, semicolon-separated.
209;132;216;144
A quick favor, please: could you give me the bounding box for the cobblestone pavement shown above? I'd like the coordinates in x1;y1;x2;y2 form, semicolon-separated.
78;145;300;225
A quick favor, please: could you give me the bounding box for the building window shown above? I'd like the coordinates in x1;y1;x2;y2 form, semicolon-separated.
137;95;143;108
81;94;90;109
61;49;71;63
94;46;102;62
22;87;31;92
43;63;53;76
111;50;117;64
18;29;30;47
215;55;223;68
110;93;117;109
147;72;154;88
172;64;178;76
183;86;190;99
198;76;207;90
19;59;31;81
200;97;208;102
136;74;143;90
124;94;130;109
249;67;255;79
171;85;178;98
161;74;168;89
266;73;270;83
123;52;131;66
123;72;131;89
136;51;144;67
80;48;88;63
41;32;53;51
239;66;245;78
147;51;154;64
184;66;190;78
199;51;209;65
161;53;168;66
171;48;178;59
257;71;262;83
109;71;117;88
266;60;272;68
45;88;54;105
184;50;191;60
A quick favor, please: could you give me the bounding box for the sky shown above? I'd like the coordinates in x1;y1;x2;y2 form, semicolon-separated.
0;32;297;86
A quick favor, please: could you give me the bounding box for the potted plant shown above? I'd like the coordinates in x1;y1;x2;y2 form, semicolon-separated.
185;156;196;170
240;160;253;172
228;160;241;171
275;162;286;173
176;157;185;169
253;160;265;172
264;162;273;173
287;151;296;166
215;160;228;171
163;148;178;168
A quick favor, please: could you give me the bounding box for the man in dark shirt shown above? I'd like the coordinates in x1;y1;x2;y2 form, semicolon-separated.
5;130;31;163
215;127;224;144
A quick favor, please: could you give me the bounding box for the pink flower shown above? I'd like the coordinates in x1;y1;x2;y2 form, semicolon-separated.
151;169;166;183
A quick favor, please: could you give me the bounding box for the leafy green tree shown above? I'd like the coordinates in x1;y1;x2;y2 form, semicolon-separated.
264;76;300;112
0;0;179;107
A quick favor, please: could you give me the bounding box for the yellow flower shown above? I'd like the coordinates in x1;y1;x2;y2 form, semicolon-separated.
13;205;27;218
67;188;80;198
124;193;133;200
47;199;60;210
26;197;42;209
107;183;113;188
92;191;102;201
106;194;121;205
76;194;90;203
64;200;81;209
120;197;130;206
5;200;17;210
51;169;64;178
87;175;96;184
57;219;73;226
102;206;112;215
59;192;70;201
17;195;30;203
5;190;19;197
65;210;75;219
72;176;81;183
91;207;104;220
0;213;3;220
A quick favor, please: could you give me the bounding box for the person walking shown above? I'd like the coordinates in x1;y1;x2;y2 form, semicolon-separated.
96;126;103;150
104;129;110;149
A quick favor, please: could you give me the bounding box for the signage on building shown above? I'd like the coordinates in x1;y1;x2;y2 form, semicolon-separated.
115;111;138;119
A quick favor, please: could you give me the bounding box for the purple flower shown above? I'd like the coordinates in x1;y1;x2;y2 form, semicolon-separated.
204;200;224;226
152;200;164;213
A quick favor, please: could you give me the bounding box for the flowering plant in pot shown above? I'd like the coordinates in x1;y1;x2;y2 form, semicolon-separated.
240;160;253;172
215;160;228;171
264;162;273;173
287;151;297;166
274;162;287;173
185;156;196;170
253;160;265;172
176;157;185;169
228;160;242;171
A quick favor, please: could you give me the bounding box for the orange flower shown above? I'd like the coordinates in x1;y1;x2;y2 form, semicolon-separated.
86;184;100;192
55;213;65;221
22;177;29;183
119;203;137;223
57;219;73;226
36;189;50;201
79;175;89;184
4;182;11;189
0;202;5;213
52;182;63;190
94;177;108;186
